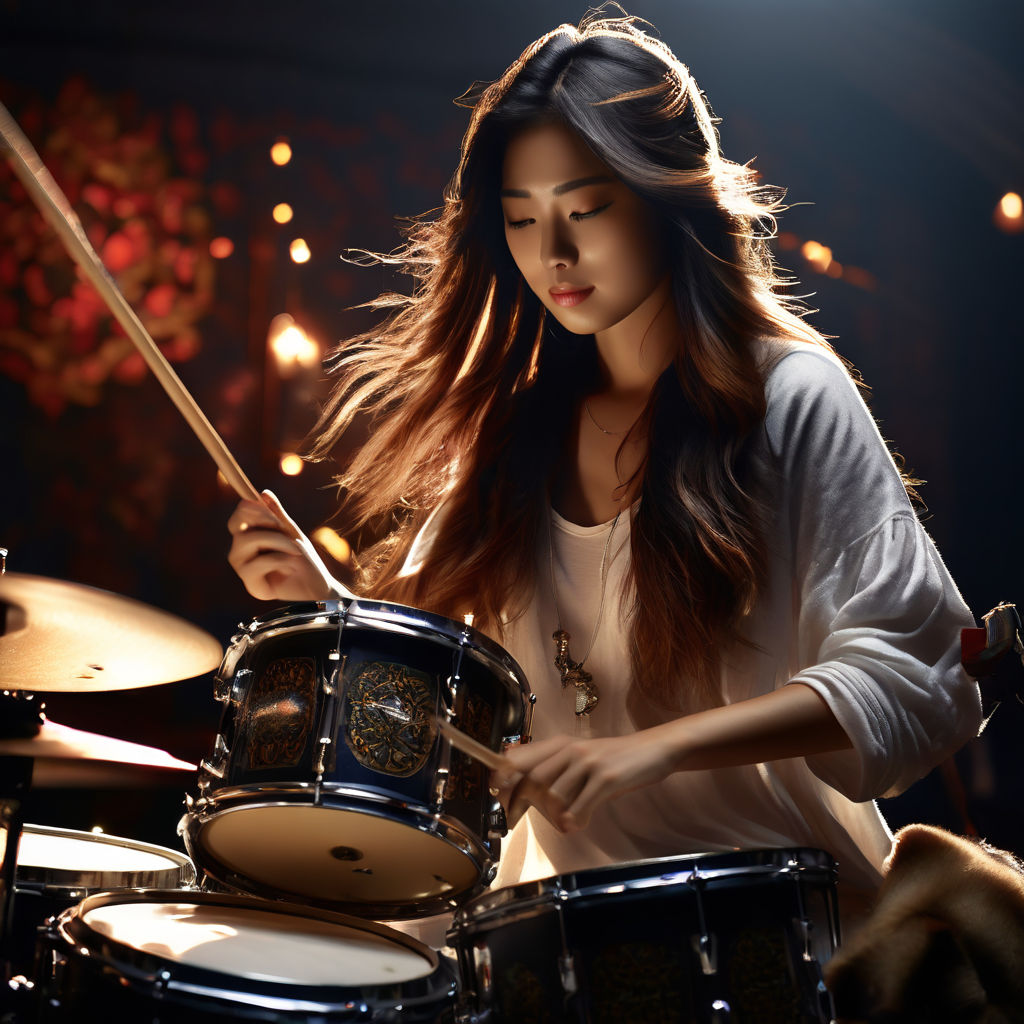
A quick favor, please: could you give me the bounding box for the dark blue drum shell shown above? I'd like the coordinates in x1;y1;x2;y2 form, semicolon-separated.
183;601;531;919
449;849;840;1024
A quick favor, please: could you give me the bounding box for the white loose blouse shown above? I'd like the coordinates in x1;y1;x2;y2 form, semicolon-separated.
410;340;982;901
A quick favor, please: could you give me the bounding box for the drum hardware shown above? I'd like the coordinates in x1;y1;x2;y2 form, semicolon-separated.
688;867;718;977
214;667;252;706
182;600;533;919
31;889;458;1022
450;849;841;1024
313;606;348;794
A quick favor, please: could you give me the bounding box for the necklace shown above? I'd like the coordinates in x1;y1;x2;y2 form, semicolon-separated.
584;398;632;437
547;507;622;716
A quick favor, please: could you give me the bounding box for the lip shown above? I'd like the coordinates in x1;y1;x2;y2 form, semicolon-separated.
548;286;594;308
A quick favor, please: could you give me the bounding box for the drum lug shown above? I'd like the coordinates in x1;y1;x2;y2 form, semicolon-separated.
432;767;450;809
485;802;507;839
214;668;250;704
689;869;718;975
694;932;718;976
558;951;578;997
200;734;230;780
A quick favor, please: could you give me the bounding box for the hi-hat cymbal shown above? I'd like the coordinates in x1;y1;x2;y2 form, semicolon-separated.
0;573;222;691
0;719;197;787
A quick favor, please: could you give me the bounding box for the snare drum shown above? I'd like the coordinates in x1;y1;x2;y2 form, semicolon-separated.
33;890;457;1022
449;849;840;1024
181;600;532;919
10;824;194;977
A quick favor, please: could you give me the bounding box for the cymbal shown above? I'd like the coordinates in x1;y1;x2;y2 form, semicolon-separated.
0;573;222;691
0;719;196;787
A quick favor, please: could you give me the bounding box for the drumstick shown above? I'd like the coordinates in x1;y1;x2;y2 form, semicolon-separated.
433;715;509;772
0;101;266;510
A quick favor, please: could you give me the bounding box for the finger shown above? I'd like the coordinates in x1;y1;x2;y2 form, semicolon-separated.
509;775;571;831
228;528;300;569
228;500;280;535
504;753;574;830
234;550;307;590
260;489;303;538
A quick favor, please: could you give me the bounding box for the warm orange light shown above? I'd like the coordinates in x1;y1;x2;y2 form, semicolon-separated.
209;236;234;259
289;238;311;264
999;191;1023;220
801;240;833;273
311;526;352;564
279;453;304;476
270;140;292;166
272;203;294;224
994;191;1024;234
463;612;475;627
842;266;878;291
267;313;320;373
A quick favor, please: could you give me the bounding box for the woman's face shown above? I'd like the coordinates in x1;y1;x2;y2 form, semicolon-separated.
500;119;668;337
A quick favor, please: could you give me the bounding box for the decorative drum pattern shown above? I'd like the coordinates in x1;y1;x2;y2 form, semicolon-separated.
181;600;533;919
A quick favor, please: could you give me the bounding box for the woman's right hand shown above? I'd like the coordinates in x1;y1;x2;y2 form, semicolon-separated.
227;489;355;602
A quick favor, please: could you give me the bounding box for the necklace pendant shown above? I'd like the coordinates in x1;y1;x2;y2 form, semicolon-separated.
552;629;599;716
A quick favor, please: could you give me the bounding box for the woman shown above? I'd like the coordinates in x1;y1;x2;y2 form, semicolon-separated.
228;12;981;916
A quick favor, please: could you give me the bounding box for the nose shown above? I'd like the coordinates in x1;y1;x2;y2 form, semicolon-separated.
540;220;577;270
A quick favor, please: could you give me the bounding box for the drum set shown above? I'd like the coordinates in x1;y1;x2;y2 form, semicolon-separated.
1;565;841;1023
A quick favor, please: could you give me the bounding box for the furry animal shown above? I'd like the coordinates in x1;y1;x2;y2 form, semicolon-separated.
825;824;1024;1023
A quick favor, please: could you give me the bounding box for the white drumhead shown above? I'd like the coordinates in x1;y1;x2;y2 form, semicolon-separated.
201;805;478;906
19;827;183;872
81;901;435;986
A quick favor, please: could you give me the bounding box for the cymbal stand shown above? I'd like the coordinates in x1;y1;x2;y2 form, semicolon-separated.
1;544;43;1009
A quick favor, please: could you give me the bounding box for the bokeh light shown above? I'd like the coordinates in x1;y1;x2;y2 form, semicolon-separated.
289;238;311;263
273;202;294;224
270;140;292;166
999;192;1022;219
801;240;833;273
311;526;352;565
209;236;234;259
279;453;304;476
267;313;320;374
994;191;1024;234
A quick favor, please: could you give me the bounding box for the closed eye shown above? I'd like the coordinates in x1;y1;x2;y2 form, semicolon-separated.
505;201;613;231
570;202;613;221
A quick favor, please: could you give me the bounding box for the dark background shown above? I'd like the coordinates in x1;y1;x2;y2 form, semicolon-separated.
1;0;1022;859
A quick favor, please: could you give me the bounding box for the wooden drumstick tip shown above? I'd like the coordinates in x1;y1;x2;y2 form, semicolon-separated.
433;715;509;772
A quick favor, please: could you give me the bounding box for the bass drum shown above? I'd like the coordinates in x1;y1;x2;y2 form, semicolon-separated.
10;824;194;978
182;600;532;919
449;849;840;1024
33;889;457;1022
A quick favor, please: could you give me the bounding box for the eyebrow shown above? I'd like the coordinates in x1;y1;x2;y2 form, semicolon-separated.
500;175;615;199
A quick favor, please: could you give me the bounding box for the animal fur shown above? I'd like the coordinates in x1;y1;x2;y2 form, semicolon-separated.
825;824;1024;1023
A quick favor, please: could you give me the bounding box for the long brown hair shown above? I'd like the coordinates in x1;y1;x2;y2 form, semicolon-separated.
309;12;830;709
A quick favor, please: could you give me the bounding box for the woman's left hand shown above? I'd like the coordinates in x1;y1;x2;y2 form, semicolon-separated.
494;730;679;833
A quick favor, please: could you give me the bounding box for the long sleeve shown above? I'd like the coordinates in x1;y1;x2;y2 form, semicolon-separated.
763;346;982;802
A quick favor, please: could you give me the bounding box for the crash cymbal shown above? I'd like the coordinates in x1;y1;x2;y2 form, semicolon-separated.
0;574;222;691
0;719;196;787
